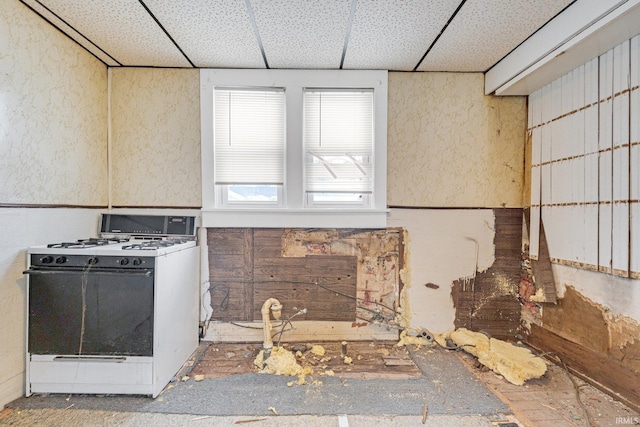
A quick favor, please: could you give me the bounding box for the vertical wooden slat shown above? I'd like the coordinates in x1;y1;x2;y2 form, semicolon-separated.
568;68;584;263
243;228;254;320
529;89;542;259
540;82;553;260
630;35;640;277
584;57;600;268
547;77;562;262
557;77;568;262
612;41;631;276
598;49;614;272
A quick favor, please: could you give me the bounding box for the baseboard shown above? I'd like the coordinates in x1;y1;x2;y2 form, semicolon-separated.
204;320;399;343
0;372;24;409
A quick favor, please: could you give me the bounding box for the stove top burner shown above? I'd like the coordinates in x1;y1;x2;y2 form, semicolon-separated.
121;239;190;251
47;238;130;249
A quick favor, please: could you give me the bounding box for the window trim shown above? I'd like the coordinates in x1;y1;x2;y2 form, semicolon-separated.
200;69;388;228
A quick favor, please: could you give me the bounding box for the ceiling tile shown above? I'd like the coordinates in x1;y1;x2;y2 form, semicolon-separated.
417;0;574;72
250;0;352;69
144;0;265;69
21;0;119;66
344;0;461;71
35;0;191;67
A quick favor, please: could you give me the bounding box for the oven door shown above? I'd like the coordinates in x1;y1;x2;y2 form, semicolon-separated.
26;266;154;356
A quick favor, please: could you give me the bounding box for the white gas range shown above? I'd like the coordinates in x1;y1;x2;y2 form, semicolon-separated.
24;214;200;398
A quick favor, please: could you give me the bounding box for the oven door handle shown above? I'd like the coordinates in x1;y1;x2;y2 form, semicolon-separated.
53;356;128;362
23;268;153;277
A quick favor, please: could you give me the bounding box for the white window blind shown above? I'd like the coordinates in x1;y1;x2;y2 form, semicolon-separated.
214;88;285;185
303;89;373;194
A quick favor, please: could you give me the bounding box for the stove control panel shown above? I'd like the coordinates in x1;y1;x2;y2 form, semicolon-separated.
101;214;196;237
31;254;154;269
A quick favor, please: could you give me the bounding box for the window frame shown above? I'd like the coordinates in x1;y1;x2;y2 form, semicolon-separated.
200;69;388;228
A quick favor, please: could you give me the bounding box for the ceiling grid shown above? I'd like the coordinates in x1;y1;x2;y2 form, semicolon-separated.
18;0;577;74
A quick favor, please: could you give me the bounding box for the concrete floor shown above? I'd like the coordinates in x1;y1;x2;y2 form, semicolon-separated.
2;343;638;427
0;409;520;427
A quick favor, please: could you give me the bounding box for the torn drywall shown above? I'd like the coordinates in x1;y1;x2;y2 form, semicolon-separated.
387;208;496;334
525;284;640;374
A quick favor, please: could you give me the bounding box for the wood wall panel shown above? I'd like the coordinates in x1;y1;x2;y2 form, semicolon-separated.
528;41;636;277
632;35;640;277
253;256;357;321
207;228;254;320
207;228;395;323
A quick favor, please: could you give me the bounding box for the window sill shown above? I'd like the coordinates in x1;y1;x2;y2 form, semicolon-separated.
201;208;389;228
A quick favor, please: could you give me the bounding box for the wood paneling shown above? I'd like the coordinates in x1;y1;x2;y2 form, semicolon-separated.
207;228;397;323
528;42;636;278
451;208;523;340
253;255;357;321
207;228;253;321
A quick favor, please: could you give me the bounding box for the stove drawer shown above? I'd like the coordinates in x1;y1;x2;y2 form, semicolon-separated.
28;355;153;395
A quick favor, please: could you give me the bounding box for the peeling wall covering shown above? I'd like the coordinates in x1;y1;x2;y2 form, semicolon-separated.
387;72;526;208
111;68;201;207
526;284;640;375
281;229;401;320
552;265;640;325
387;208;496;334
207;228;401;327
0;0;108;206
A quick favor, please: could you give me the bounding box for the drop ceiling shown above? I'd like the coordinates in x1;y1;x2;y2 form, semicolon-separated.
22;0;574;73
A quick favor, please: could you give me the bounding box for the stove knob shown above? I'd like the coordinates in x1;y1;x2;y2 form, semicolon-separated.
41;256;54;264
87;257;98;265
55;256;67;264
132;258;142;266
118;258;129;266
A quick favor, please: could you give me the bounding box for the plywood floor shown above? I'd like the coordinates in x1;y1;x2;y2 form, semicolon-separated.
189;341;422;380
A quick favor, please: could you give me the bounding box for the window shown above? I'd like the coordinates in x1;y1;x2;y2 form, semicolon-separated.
304;89;373;207
214;88;285;206
200;69;388;228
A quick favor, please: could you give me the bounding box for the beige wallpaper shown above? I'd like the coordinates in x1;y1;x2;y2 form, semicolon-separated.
110;68;201;207
387;72;526;207
0;0;108;206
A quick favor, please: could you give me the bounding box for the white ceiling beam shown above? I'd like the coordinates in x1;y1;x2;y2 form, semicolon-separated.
485;0;640;96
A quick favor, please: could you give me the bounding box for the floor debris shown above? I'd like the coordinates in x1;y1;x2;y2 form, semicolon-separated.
234;417;268;424
193;341;421;381
397;329;435;348
311;345;326;356
449;328;547;385
254;347;306;376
